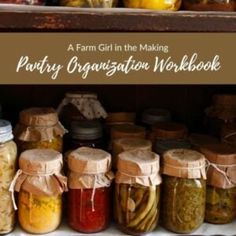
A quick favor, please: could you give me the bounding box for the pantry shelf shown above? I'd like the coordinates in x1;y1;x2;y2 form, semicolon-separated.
0;5;236;32
11;221;236;235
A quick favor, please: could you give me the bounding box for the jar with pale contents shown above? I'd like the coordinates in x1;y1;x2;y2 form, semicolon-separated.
14;107;67;153
115;149;162;235
0;120;17;234
9;149;67;234
67;147;114;233
162;149;206;234
200;144;236;224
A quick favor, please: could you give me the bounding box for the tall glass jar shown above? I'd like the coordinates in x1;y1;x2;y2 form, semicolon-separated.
115;149;162;235
9;149;67;234
162;149;206;234
200;144;236;224
14;107;67;153
0;120;17;234
67;147;114;233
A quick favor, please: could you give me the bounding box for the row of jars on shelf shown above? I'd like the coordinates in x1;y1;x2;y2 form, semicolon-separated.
0;0;236;12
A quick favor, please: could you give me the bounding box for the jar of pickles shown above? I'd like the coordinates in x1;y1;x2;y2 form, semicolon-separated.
14;107;67;153
9;149;67;234
162;149;206;234
67;147;114;233
112;137;152;169
57;91;107;130
200;144;236;224
0;120;17;234
115;149;162;235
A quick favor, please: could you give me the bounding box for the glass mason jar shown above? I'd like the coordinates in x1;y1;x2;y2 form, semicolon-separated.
69;120;104;150
162;149;206;234
67;147;114;233
200;144;236;224
112;137;152;169
0;120;17;234
14;107;66;153
123;0;181;10
10;149;67;234
60;0;118;7
115;149;162;235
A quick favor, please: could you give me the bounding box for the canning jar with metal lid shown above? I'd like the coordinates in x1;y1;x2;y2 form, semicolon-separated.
162;149;206;234
115;149;162;235
67;147;114;233
200;144;236;224
9;149;67;234
0;119;17;234
14;107;66;153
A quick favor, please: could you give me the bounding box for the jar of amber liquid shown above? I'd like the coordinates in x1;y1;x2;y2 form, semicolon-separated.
200;144;236;224
14;107;66;153
115;149;162;235
0;120;17;234
10;149;67;234
67;147;114;233
162;149;206;234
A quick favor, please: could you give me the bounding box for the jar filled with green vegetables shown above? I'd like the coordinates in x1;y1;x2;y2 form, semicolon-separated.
162;149;206;234
200;144;236;224
115;149;162;235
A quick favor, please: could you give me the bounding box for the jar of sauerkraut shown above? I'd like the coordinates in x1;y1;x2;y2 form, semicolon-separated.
14;107;67;153
0;120;17;234
9;149;67;234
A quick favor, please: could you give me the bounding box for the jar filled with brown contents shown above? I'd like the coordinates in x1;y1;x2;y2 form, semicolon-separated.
9;149;67;234
205;94;236;137
115;149;162;235
161;149;206;234
200;144;236;224
60;0;117;7
57;91;107;130
14;107;67;154
183;0;235;11
153;122;189;155
112;138;152;169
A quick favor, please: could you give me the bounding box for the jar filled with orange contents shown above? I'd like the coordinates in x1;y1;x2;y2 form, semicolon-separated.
14;107;67;153
67;147;114;233
9;149;67;234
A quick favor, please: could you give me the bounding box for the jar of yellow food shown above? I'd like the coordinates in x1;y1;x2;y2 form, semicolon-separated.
10;149;67;234
115;149;162;235
162;149;206;234
0;120;17;234
60;0;117;7
14;107;66;153
123;0;181;10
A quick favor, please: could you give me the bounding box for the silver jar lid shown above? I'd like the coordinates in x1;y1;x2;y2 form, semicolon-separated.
0;119;13;143
71;120;103;140
142;108;171;125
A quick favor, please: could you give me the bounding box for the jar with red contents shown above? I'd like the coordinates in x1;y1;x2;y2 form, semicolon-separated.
67;147;114;233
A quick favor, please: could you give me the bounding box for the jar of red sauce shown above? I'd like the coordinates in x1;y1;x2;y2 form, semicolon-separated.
67;147;114;233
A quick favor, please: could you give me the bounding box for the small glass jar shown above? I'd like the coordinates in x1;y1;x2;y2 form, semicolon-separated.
67;147;114;233
10;149;67;234
0;120;17;234
162;149;206;234
183;0;235;11
14;107;66;153
200;144;236;224
123;0;181;10
60;0;117;7
57;91;107;130
69;120;104;150
115;149;162;235
112;137;152;169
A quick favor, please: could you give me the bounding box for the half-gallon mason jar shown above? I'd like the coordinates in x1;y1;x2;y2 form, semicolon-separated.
67;147;114;233
115;149;162;235
0;120;17;234
162;149;206;234
9;149;67;234
14;107;67;153
200;144;236;224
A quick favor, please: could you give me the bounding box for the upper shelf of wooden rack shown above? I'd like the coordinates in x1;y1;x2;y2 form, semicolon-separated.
0;4;236;32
